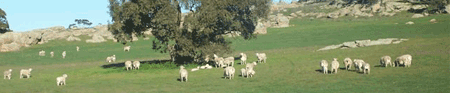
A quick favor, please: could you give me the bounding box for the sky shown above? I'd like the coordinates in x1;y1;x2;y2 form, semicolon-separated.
0;0;295;32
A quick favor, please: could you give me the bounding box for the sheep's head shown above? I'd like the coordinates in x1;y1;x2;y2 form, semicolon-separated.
252;62;257;65
180;66;185;69
29;68;33;71
62;74;68;77
333;58;337;61
8;69;12;72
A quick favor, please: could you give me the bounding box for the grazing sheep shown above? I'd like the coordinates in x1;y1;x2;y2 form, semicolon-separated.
39;50;45;56
241;68;247;77
240;53;247;65
19;68;32;79
395;54;412;67
320;60;328;74
50;51;54;58
191;66;200;72
380;56;393;67
256;53;267;63
124;46;131;52
343;57;352;70
246;62;257;70
133;61;140;70
246;68;255;78
224;66;235;79
76;46;80;52
214;56;224;68
331;58;339;74
4;69;12;80
111;55;116;62
223;57;234;67
62;51;66;59
353;59;365;72
179;66;188;82
106;56;112;63
125;61;132;71
363;63;370;74
56;74;68;86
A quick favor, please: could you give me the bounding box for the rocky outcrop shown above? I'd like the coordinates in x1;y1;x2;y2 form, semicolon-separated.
405;21;414;25
317;38;408;51
66;35;81;41
411;14;424;18
86;34;107;43
0;42;20;52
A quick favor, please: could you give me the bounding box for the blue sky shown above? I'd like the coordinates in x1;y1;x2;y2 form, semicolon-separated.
0;0;294;32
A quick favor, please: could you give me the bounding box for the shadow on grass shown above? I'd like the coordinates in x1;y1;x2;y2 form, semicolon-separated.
374;65;384;67
101;59;172;69
315;69;331;74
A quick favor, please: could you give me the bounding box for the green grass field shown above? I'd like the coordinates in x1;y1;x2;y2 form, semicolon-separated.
0;13;449;92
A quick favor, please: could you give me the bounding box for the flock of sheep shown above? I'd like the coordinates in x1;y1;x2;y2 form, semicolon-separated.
320;54;412;74
179;52;267;82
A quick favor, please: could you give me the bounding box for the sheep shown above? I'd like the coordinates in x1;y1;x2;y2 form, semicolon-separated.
395;54;412;67
223;57;234;67
204;55;211;63
191;66;200;72
106;56;112;63
179;66;188;82
111;55;116;62
331;58;339;74
62;51;66;59
320;60;328;74
76;46;80;52
380;56;393;67
363;63;370;74
223;66;235;79
125;61;132;71
56;74;68;86
246;68;255;78
240;53;247;65
3;69;12;80
19;68;32;79
50;51;54;58
353;59;365;72
200;64;213;69
240;68;247;77
256;53;267;63
133;61;140;70
124;46;131;52
343;57;352;70
246;62;257;70
39;50;45;56
214;56;224;68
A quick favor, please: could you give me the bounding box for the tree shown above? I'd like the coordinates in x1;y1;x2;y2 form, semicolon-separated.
0;8;11;33
108;0;270;63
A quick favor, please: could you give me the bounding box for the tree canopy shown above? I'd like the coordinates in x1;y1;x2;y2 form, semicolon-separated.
108;0;270;63
0;8;11;33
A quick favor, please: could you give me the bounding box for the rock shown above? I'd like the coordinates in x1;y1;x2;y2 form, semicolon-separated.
342;41;358;48
86;34;106;43
445;5;450;13
411;14;424;18
274;14;289;28
254;21;267;34
0;42;20;52
405;21;414;25
66;35;81;41
327;13;339;19
380;12;396;16
429;19;437;23
423;13;429;16
316;13;326;18
355;39;371;47
290;13;297;17
372;3;381;12
132;33;139;41
317;44;343;51
366;38;396;46
317;38;408;51
143;37;150;40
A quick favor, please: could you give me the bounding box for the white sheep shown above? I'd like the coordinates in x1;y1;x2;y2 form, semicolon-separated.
179;66;188;82
256;53;267;63
39;50;45;56
246;62;257;70
62;51;66;59
331;58;339;74
133;61;140;70
3;69;12;80
214;57;224;68
380;56;393;67
246;68;255;78
240;68;247;77
204;55;211;63
50;51;54;58
223;57;234;67
19;68;33;79
353;59;365;72
395;54;412;67
56;74;68;86
363;63;370;74
240;53;247;65
320;60;328;74
343;57;352;70
76;46;80;52
124;46;131;52
125;61;132;71
191;66;200;72
111;55;116;62
223;66;235;79
106;56;112;63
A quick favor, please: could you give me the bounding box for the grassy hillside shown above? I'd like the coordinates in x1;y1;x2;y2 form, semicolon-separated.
0;13;449;92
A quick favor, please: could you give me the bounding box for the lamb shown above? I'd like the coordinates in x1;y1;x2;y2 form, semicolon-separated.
343;57;352;70
19;68;32;79
133;61;140;70
191;66;200;72
353;59;365;72
62;51;66;59
246;62;257;70
76;46;80;52
380;56;393;67
125;61;132;71
223;57;235;67
3;69;12;80
320;60;328;74
56;74;68;86
246;68;255;78
124;46;131;52
179;66;188;82
50;51;54;58
39;50;45;56
223;66;235;79
240;68;247;77
256;53;267;63
395;54;412;67
240;53;247;65
331;58;339;74
363;63;370;74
